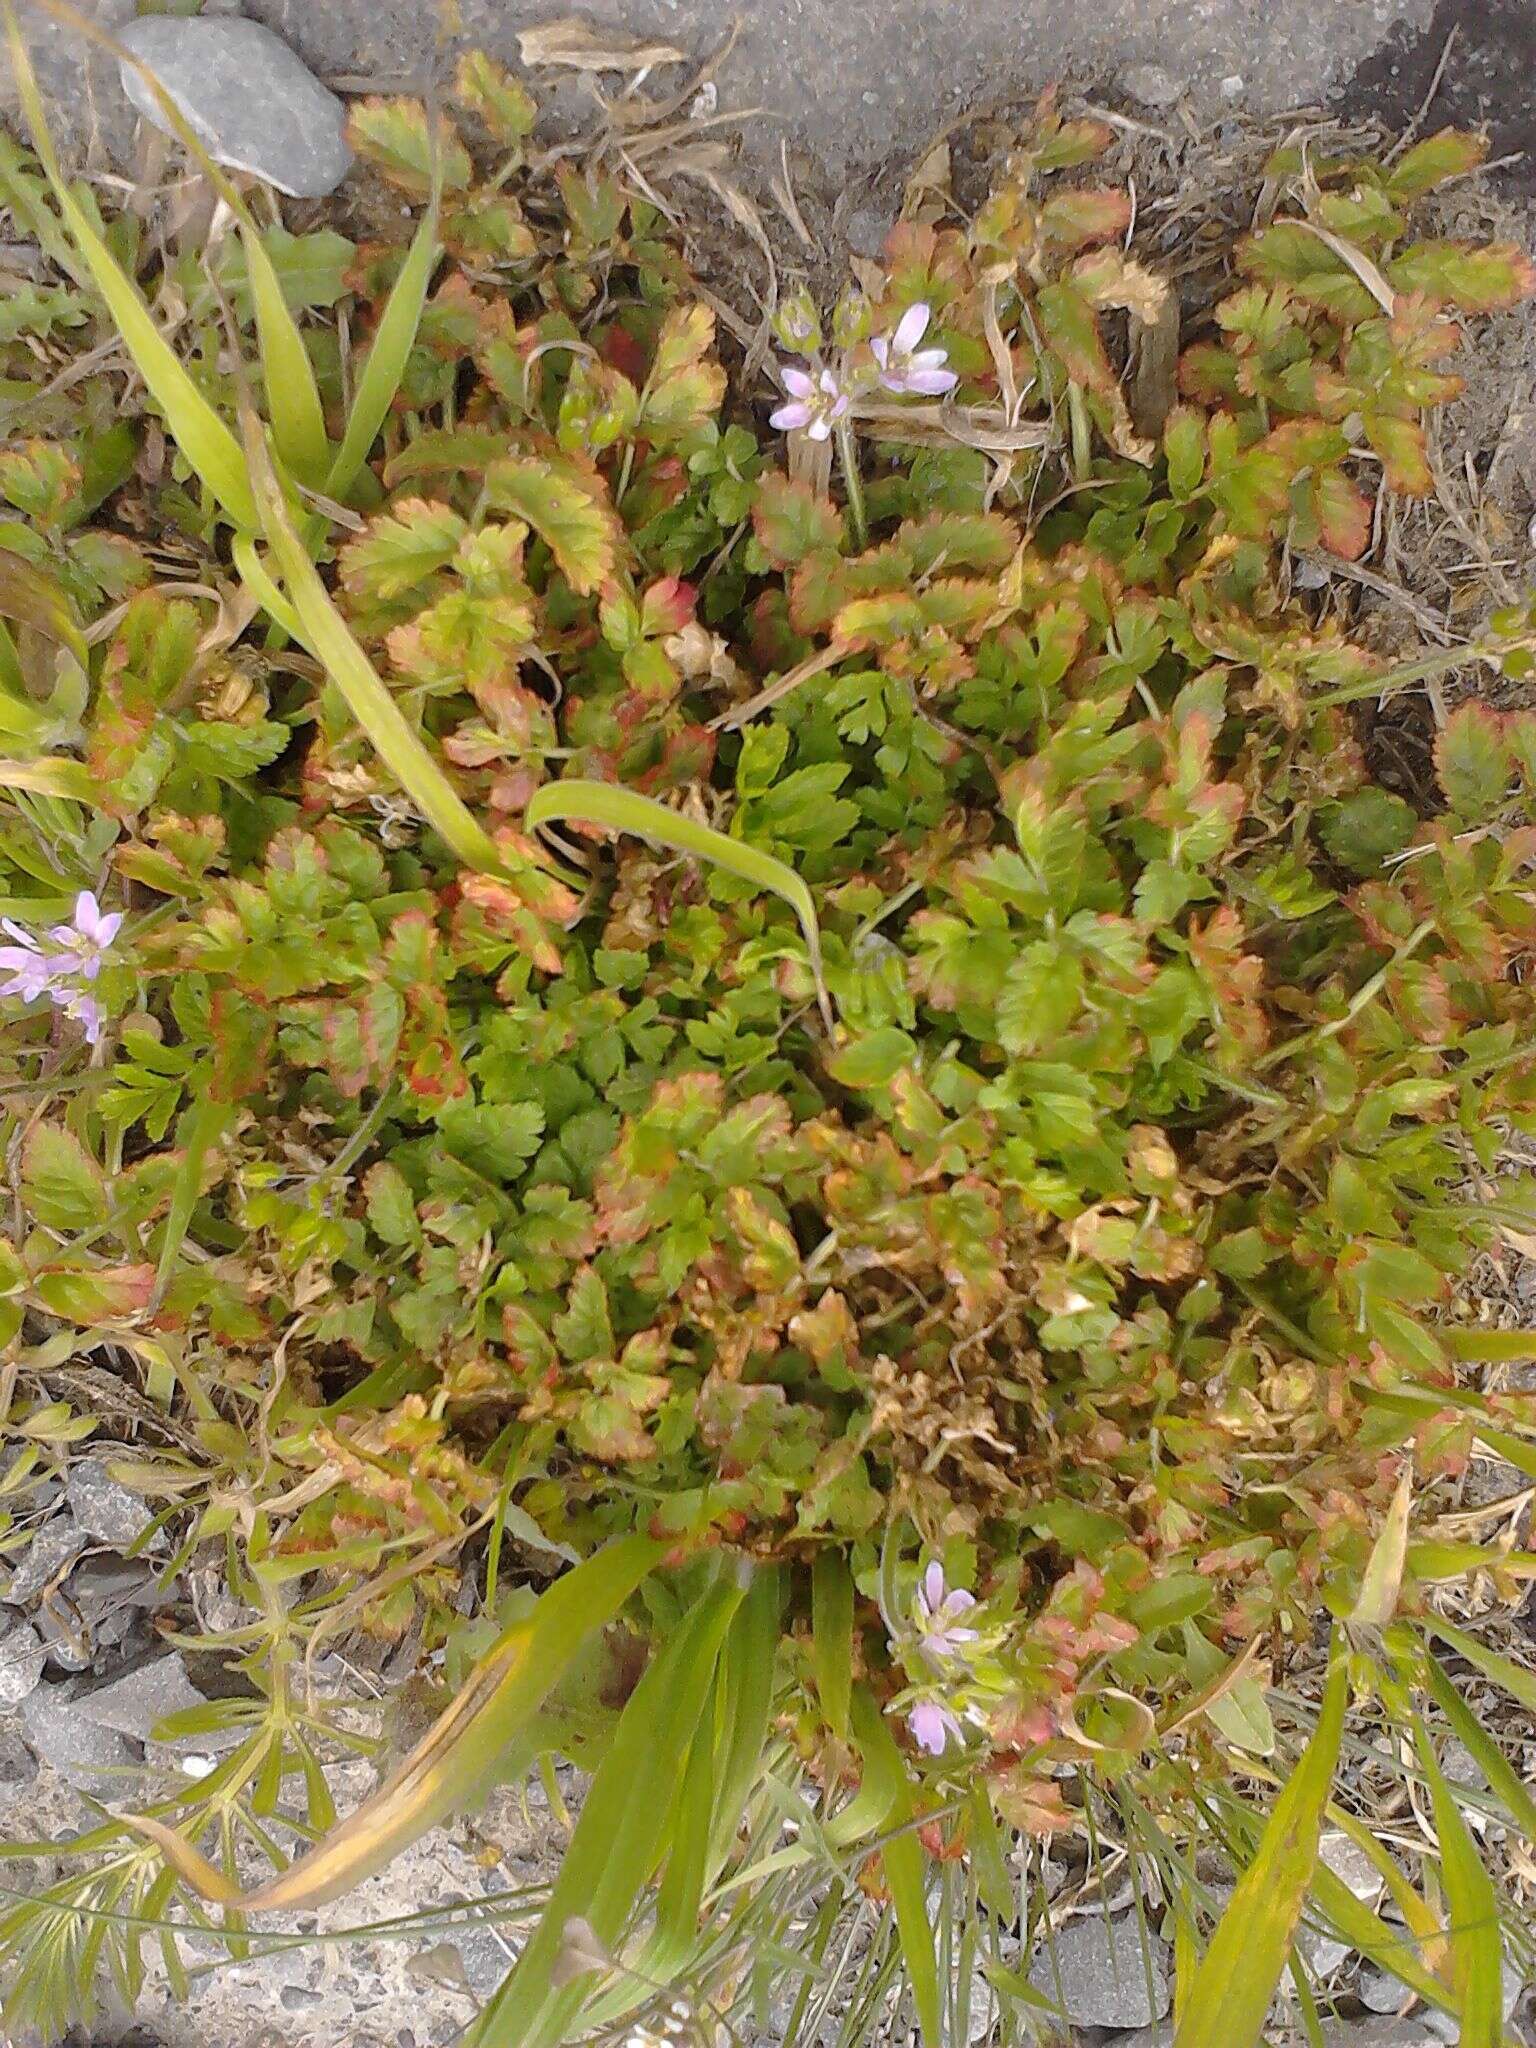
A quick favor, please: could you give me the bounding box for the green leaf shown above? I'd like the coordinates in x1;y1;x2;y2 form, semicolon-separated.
1388;239;1536;313
1173;1654;1348;2048
526;780;827;1007
345;98;473;200
486;455;620;597
3;2;256;530
1435;701;1512;818
22;1123;107;1232
454;51;537;147
810;1551;854;1739
326;203;442;503
239;222;331;487
1412;1712;1504;2046
466;1574;744;2048
1320;788;1417;873
1419;1650;1536;1840
126;1534;663;1911
850;1689;941;2046
1386;129;1489;200
341;500;470;600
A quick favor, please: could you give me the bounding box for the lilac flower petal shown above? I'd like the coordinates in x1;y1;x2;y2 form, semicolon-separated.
72;891;109;942
95;913;124;946
779;364;814;399
869;336;890;368
908;1700;960;1756
940;1588;977;1618
0;919;37;948
893;303;931;354
770;401;813;430
906;367;959;395
806;415;835;442
921;1560;946;1615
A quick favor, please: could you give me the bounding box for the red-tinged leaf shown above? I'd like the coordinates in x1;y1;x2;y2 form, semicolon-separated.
384;428;517;485
0;437;81;526
340;499;469;600
208;990;273;1103
345;97;473;199
1178;342;1242;404
1311;468;1372;560
444;192;538;264
485;454;620;596
453;50;537;147
1037;280;1152;460
640;577;695;638
1363;411;1432;494
1386;128;1490;201
1033;116;1116;170
638;304;726;446
1388;239;1536;313
1040;187;1133;249
896;511;1017;575
33;1262;157;1324
1435;700;1513;819
752;476;843;568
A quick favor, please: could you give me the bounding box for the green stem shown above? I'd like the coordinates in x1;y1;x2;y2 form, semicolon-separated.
1257;919;1436;1071
836;420;868;549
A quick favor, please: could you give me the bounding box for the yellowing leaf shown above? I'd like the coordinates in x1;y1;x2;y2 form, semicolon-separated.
125;1534;662;1911
340;499;470;600
346;98;472;200
486;455;620;597
1173;1654;1349;2048
453;51;537;146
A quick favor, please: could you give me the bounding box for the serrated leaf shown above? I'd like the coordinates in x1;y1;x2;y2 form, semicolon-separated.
1364;411;1432;494
1435;700;1512;818
1319;787;1416;873
1388;239;1536;313
346;98;472;201
454;51;537;146
486;455;619;597
1040;188;1133;249
1386;129;1489;200
341;500;469;600
752;475;843;566
22;1123;107;1232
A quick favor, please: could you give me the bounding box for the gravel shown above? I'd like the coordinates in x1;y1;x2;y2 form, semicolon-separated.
0;1619;47;1705
115;13;353;197
1028;1912;1170;2029
65;1456;158;1550
2;1515;88;1606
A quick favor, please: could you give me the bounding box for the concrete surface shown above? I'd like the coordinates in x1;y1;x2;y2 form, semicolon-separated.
0;0;1451;190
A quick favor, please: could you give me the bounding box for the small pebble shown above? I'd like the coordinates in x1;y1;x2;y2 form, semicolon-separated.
65;1456;157;1550
1220;73;1246;100
116;14;353;199
0;1618;47;1705
2;1516;87;1606
1120;63;1182;110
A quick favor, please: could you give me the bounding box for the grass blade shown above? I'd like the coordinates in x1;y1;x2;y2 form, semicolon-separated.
849;1688;941;2047
811;1552;854;1741
707;1563;782;1873
125;1533;662;1910
526;779;827;1013
467;1572;746;2048
153;1098;232;1307
1173;1654;1349;2048
241;226;330;487
1419;1650;1536;1840
245;416;506;874
1422;1616;1536;1715
1412;1712;1504;2045
0;758;97;803
2;1;257;532
325;204;441;502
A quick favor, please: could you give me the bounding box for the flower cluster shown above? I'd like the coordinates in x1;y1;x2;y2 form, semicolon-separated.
768;301;957;439
902;1563;983;1757
0;891;122;1044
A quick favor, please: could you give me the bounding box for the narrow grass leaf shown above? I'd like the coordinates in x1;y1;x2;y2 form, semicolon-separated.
325;204;441;502
241;226;330;487
0;758;97;803
706;1564;782;1874
1173;1654;1349;2048
1412;1713;1504;2045
468;1574;745;2048
1350;1461;1414;1628
1306;1865;1451;2010
1420;1650;1536;1839
3;2;257;531
526;779;825;996
850;1689;941;2047
230;536;307;644
153;1098;232;1306
811;1552;854;1741
1423;1616;1536;1715
1408;1542;1536;1582
247;418;506;874
125;1534;661;1910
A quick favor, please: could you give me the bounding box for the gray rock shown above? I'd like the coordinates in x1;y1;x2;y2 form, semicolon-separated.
1028;1914;1170;2029
1294;1830;1386;1982
20;1684;136;1793
116;15;353;199
1320;2025;1445;2047
32;1601;94;1673
1119;63;1182;109
74;1652;209;1744
64;1457;157;1551
0;1619;47;1704
2;1516;87;1606
1420;1961;1523;2038
1359;1964;1415;2015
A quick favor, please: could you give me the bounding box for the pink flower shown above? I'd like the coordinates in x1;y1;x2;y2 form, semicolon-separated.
914;1560;979;1665
769;363;850;441
0;890;123;1044
908;1699;966;1756
870;304;958;397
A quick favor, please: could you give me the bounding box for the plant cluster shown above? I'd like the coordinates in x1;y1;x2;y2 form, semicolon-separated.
3;37;1536;2046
